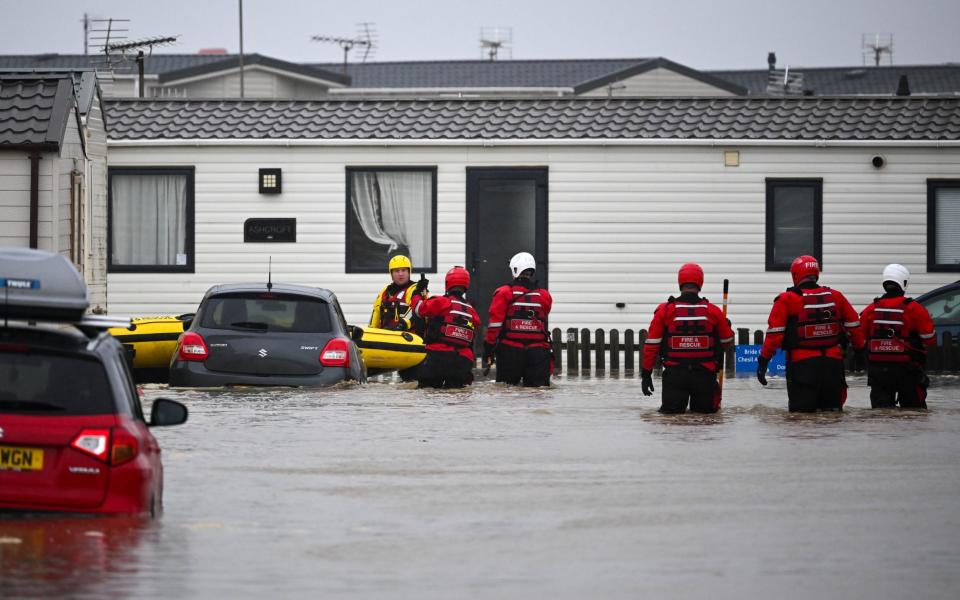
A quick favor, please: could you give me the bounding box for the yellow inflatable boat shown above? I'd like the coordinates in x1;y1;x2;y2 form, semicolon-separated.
108;316;185;371
357;327;426;374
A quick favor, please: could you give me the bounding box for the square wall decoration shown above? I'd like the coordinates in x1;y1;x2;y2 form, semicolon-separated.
259;168;282;194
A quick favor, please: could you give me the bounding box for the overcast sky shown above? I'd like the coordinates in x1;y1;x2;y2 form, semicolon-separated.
1;0;958;69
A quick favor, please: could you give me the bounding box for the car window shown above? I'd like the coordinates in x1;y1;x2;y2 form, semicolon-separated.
108;348;141;419
0;351;114;415
200;293;333;333
332;299;349;333
921;290;960;327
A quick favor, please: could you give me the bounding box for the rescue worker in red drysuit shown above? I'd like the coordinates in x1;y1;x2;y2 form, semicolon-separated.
860;263;936;409
757;255;865;412
641;263;735;414
414;266;481;389
483;252;554;387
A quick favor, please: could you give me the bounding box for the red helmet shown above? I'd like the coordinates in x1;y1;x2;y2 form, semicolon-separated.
445;266;470;291
790;255;820;285
678;263;704;289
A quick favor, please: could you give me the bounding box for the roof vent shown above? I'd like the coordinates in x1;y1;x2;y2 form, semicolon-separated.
198;48;228;55
896;74;911;96
844;69;867;79
766;67;803;95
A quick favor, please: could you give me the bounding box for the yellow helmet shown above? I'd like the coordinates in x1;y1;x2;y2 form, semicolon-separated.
388;254;412;272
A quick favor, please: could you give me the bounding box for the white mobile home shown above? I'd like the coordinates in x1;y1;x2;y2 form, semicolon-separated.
103;97;960;331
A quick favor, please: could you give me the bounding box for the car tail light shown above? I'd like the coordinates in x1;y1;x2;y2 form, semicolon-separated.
110;426;139;466
71;429;110;461
320;338;350;367
177;331;209;361
0;343;28;352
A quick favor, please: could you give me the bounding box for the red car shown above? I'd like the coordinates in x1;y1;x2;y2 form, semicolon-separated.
0;248;187;516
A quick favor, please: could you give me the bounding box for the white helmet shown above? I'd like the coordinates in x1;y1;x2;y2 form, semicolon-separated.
882;263;910;290
509;252;537;278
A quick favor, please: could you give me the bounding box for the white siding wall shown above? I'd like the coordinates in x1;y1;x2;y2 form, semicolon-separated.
0;152;33;247
105;143;960;332
83;100;109;310
179;69;330;99
579;67;737;97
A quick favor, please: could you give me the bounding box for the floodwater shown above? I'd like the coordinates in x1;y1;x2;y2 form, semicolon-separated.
2;374;960;599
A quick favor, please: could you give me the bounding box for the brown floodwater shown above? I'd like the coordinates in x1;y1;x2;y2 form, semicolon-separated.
2;374;959;599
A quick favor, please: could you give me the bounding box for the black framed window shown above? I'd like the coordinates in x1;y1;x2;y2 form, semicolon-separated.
766;178;823;271
928;180;960;272
108;167;195;273
345;167;437;273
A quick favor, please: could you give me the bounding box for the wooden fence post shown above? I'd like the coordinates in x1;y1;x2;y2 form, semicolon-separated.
567;327;578;373
552;327;563;374
581;328;591;373
753;329;764;345
595;329;605;374
738;328;750;346
941;332;954;374
609;329;620;373
624;329;635;373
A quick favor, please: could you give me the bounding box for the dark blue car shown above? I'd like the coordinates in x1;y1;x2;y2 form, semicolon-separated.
916;280;960;342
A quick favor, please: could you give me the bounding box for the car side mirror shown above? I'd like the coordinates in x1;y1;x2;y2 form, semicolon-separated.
177;313;195;330
349;325;364;342
149;398;188;427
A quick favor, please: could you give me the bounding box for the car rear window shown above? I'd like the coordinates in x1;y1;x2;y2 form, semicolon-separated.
201;293;333;333
0;350;114;415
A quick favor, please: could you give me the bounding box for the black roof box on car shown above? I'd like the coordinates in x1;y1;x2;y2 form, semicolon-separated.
1;247;89;322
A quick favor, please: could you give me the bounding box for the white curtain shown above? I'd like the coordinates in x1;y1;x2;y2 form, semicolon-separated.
936;188;960;264
112;174;187;266
350;171;432;267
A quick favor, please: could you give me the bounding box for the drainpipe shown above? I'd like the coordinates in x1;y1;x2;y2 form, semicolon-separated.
29;151;41;248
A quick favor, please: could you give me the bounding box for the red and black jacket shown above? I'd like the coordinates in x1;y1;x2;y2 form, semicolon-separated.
416;292;481;360
761;282;864;362
642;293;734;372
484;280;553;349
860;293;936;364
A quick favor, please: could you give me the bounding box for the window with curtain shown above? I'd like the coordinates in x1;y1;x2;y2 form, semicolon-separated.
928;180;960;271
346;168;436;273
108;167;194;272
765;179;823;271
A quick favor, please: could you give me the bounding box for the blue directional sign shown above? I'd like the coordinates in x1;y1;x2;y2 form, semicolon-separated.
734;345;786;377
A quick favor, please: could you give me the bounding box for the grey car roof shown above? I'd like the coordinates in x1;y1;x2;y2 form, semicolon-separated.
203;282;337;302
104;96;960;141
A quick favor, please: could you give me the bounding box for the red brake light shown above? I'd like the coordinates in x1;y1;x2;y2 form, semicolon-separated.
71;429;110;462
177;331;209;361
320;338;350;367
110;426;139;466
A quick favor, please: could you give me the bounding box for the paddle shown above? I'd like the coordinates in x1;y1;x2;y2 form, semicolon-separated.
716;278;730;409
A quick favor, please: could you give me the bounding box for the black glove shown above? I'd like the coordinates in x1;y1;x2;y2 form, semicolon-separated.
414;277;429;296
853;349;867;373
756;356;770;386
482;342;495;367
641;369;655;396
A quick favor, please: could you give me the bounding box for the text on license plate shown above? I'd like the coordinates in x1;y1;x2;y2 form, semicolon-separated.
0;445;44;471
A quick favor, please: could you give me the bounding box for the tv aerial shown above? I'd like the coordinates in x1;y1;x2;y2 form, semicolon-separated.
862;33;894;67
480;27;512;61
104;35;180;97
312;24;377;74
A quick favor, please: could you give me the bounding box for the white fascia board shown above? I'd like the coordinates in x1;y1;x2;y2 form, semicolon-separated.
108;137;960;148
327;87;574;96
161;64;347;88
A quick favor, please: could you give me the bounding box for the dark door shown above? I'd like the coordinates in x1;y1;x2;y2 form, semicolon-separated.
466;168;548;329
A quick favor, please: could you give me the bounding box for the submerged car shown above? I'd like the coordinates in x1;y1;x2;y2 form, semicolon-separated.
916;280;960;341
0;248;187;516
169;283;366;387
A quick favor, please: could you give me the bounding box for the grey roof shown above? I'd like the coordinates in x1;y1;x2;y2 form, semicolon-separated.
159;54;350;86
0;74;79;149
709;64;960;96
0;53;231;76
0;69;101;115
307;58;651;88
103;97;960;141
